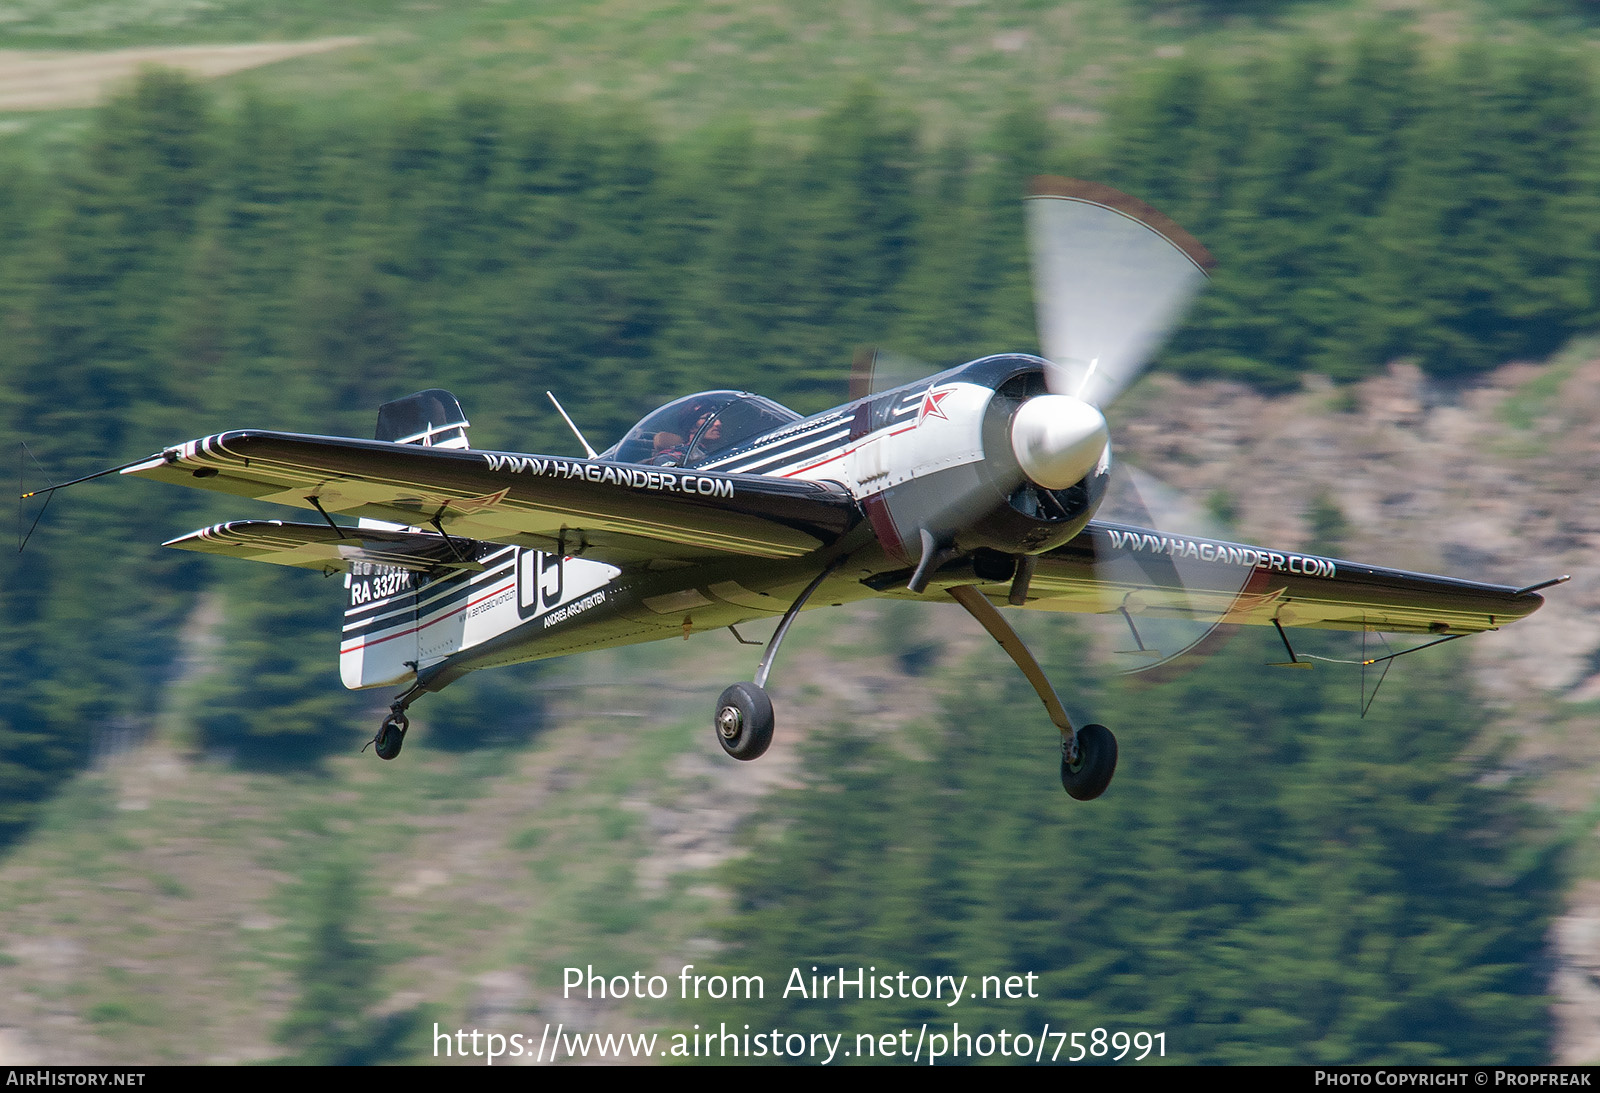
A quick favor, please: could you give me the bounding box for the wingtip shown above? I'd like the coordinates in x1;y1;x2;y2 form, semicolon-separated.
1514;575;1571;596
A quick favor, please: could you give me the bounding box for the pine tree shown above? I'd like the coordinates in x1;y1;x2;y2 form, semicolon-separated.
702;630;1556;1064
276;861;426;1065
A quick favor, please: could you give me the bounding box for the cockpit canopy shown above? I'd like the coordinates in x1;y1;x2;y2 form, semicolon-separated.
601;391;801;468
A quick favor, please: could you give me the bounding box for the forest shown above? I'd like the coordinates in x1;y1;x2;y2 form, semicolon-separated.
703;625;1556;1063
0;27;1593;1061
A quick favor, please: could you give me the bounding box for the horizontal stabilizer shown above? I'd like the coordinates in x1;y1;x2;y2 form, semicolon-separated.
164;521;484;573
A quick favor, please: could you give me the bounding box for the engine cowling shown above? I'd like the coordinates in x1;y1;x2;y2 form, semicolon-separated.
847;358;1110;571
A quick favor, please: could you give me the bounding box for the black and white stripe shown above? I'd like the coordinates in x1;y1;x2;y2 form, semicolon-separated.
342;546;516;644
705;388;927;480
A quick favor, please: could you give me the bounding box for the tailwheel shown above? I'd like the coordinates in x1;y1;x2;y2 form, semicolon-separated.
714;682;774;761
373;712;409;761
1061;723;1116;801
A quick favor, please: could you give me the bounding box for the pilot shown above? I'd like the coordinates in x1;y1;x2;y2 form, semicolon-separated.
648;402;722;466
693;410;724;450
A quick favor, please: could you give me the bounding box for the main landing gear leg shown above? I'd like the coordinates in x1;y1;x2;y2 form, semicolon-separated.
947;584;1117;801
714;557;845;762
370;681;426;761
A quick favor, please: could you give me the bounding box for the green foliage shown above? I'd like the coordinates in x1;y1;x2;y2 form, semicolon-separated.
189;566;367;767
1305;491;1348;554
1204;489;1240;531
1137;0;1302;16
701;634;1557;1063
4;38;1598;845
275;859;430;1065
412;669;547;753
1109;34;1600;388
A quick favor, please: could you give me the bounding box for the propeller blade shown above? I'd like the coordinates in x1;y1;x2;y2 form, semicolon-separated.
852;179;1213;590
850;346;937;401
1027;177;1214;407
1090;463;1255;677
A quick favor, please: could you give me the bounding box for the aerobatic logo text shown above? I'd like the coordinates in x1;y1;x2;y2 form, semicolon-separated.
1103;528;1336;578
482;454;735;498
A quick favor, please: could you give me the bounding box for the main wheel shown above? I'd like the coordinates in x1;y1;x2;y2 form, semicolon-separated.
714;682;774;761
374;713;408;761
1061;723;1116;801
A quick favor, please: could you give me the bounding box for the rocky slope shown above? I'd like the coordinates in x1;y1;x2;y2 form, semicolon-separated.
1115;352;1600;1063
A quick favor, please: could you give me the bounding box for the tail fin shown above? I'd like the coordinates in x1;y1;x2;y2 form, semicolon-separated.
344;389;471;688
375;389;470;448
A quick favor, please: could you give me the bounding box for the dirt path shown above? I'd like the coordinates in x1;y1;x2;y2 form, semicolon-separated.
0;38;367;111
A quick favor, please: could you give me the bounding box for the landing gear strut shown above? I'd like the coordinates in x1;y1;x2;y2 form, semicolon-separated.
947;584;1117;801
713;557;845;761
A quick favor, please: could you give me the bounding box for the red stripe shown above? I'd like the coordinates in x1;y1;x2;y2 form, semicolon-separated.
341;579;517;654
779;424;917;479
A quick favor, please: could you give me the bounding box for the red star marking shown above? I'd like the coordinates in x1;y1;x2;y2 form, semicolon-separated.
918;388;952;423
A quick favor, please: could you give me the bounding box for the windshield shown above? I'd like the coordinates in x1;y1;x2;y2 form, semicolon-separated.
601;391;800;467
685;395;801;466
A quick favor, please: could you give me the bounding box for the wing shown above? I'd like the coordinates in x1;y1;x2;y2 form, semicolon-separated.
123;431;859;568
163;520;484;573
1020;520;1546;636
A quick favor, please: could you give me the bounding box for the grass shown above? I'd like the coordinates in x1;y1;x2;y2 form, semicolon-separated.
0;616;826;1062
4;0;1598;147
